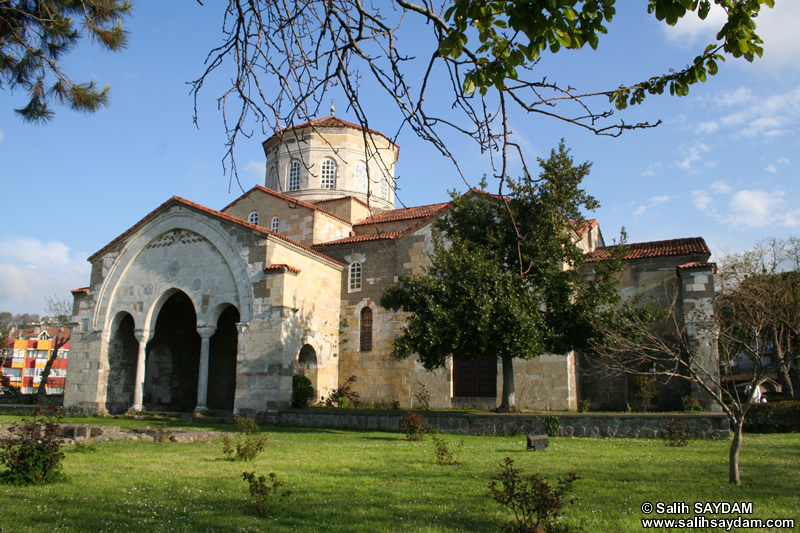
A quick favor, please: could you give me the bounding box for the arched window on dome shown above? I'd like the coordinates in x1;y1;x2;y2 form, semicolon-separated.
360;307;373;352
349;262;362;292
320;159;336;189
267;167;278;190
248;211;259;225
355;162;368;194
288;160;301;191
271;216;279;232
380;173;389;200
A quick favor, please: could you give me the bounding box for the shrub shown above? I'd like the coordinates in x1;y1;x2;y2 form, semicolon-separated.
242;471;290;516
321;375;360;407
743;401;800;433
577;398;591;413
632;375;658;412
431;433;461;466
292;374;315;409
234;414;259;435
542;416;560;437
413;383;431;410
663;418;693;447
400;411;427;441
488;456;579;533
223;434;268;461
681;395;703;413
0;405;65;485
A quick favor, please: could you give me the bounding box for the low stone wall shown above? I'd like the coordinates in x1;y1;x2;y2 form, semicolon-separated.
268;410;731;439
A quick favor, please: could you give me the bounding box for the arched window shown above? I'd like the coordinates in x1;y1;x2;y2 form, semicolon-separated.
355;162;368;193
267;167;278;190
349;262;362;292
288;160;301;191
320;159;336;189
271;216;279;232
380;173;389;200
248;211;259;225
360;307;373;352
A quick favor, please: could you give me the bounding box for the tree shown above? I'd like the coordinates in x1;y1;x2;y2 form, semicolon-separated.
1;0;132;123
589;239;799;485
36;296;72;400
381;141;624;411
192;0;774;186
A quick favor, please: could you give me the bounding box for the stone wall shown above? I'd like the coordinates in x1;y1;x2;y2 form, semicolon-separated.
268;410;730;439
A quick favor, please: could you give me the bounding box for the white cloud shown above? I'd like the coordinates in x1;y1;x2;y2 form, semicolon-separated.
710;181;731;194
242;160;266;176
765;164;778;174
676;143;711;171
0;239;90;315
696;121;719;134
634;195;672;216
716;88;754;108
662;3;728;46
693;190;713;212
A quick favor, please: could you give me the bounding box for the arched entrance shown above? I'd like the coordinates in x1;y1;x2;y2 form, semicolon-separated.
144;291;200;411
297;344;318;398
106;313;138;414
207;306;239;412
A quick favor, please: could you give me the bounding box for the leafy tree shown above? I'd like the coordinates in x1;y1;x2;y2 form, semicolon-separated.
36;296;72;400
1;0;132;123
589;237;800;484
381;141;624;411
192;0;774;183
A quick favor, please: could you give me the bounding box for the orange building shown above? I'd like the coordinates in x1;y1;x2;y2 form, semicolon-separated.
2;329;70;395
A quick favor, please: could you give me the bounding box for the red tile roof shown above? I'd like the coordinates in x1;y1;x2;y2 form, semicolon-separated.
88;196;343;267
316;230;406;246
220;185;352;225
586;237;710;262
265;116;397;150
678;261;716;271
313;195;372;209
354;202;450;226
71;288;88;294
264;264;301;274
570;219;599;238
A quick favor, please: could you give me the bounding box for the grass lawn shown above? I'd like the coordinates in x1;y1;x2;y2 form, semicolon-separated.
0;419;797;532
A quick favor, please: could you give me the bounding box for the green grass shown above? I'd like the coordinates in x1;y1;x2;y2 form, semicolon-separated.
0;423;797;532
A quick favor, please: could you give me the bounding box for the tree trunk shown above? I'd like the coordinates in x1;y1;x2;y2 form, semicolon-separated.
729;417;744;485
497;356;517;413
36;338;67;400
778;364;795;400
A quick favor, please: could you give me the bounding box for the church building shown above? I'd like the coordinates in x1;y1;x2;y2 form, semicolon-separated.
64;117;718;415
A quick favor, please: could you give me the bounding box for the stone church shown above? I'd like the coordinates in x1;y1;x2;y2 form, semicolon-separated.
64;117;718;415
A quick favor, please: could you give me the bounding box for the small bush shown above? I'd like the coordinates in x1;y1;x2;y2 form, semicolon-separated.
663;418;693;447
542;416;560;437
413;383;431;410
234;414;259;435
292;375;315;409
400;411;427;441
577;398;591;413
431;433;462;466
743;401;800;433
632;375;658;413
0;405;65;485
681;396;703;413
321;375;360;407
223;434;268;461
242;471;290;516
488;457;579;533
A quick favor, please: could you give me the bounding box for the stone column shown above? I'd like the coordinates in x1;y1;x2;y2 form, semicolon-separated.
131;328;152;412
195;326;217;412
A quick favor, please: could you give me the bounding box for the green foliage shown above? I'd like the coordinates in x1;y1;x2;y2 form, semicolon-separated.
292;375;315;409
542;416;560;438
663;418;693;447
382;141;625;410
488;456;580;533
321;375;359;408
234;414;259;435
400;411;427;441
242;471;290;516
632;375;658;413
222;434;268;462
0;405;65;485
681;396;703;413
0;0;132;123
430;433;462;466
413;383;432;410
577;398;591;413
743;401;800;433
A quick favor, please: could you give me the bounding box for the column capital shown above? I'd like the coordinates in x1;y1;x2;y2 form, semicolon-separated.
133;328;151;343
197;325;217;339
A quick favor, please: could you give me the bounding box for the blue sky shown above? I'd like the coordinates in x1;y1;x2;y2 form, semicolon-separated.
1;2;799;315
